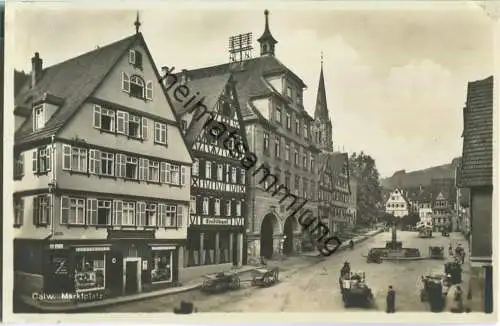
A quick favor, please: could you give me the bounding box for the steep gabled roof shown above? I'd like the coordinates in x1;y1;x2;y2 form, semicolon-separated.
14;34;139;145
179;54;307;120
417;188;433;203
167;73;231;147
317;151;350;193
460;75;493;187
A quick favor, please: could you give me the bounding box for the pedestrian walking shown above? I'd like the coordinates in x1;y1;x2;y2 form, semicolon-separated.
451;286;464;313
386;285;396;313
460;249;466;264
448;243;453;256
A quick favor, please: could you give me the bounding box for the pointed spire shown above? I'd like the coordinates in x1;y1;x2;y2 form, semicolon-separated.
257;9;278;56
134;11;141;34
314;54;329;121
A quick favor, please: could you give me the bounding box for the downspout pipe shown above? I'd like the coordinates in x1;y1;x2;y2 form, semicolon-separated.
47;134;56;241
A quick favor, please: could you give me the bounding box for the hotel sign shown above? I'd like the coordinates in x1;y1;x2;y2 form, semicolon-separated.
202;218;231;226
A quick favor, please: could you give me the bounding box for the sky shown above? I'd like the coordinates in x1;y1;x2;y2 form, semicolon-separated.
11;3;494;178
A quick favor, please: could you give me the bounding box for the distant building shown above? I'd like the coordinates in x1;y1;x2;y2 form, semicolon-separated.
418;207;433;224
385;188;409;218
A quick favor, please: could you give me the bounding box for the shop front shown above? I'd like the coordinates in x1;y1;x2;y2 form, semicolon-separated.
42;238;183;297
183;217;245;280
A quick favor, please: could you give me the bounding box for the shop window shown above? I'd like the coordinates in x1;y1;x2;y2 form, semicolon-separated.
187;232;201;267
151;250;173;283
74;252;105;292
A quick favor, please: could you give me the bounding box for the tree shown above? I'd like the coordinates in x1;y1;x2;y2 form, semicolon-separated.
349;151;383;226
401;213;420;229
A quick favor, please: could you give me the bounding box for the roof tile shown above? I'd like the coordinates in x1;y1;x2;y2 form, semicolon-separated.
460;76;493;187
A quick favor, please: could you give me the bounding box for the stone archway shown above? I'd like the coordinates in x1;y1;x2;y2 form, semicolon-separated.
283;216;299;255
260;213;279;259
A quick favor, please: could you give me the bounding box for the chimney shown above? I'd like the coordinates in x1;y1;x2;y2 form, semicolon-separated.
180;69;188;85
31;52;43;88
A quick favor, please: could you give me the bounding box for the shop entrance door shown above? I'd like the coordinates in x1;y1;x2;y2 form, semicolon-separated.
125;261;138;293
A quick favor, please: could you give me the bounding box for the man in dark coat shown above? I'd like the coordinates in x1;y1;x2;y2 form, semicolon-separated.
386;285;396;313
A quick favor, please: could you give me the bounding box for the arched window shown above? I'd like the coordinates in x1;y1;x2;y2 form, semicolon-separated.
130;75;145;99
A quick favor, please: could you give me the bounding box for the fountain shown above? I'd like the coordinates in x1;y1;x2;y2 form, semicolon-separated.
367;218;421;261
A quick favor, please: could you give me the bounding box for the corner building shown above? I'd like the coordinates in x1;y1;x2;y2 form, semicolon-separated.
13;29;192;297
174;10;349;260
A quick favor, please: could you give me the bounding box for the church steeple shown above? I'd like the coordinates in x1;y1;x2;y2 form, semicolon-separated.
314;53;333;152
257;9;278;56
314;53;329;121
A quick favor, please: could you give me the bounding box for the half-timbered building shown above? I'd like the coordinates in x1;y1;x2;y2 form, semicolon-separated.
165;72;248;277
13;21;192;299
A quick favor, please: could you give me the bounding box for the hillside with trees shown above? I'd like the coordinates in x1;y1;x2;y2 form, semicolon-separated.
380;157;461;190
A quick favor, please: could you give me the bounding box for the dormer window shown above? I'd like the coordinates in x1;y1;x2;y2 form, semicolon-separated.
33;105;45;131
286;86;292;98
129;49;143;69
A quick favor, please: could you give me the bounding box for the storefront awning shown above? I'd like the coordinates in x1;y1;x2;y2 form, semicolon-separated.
74;245;111;252
149;245;176;251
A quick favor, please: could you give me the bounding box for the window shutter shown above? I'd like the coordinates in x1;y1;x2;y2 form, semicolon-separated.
32;150;38;173
177;205;183;227
93;105;101;128
124;112;130;135
129;50;136;64
142;117;148;140
61;196;69;224
95;150;101;174
122;72;130;92
180;166;186;186
136;201;146;226
46;147;52;171
160;162;167;183
46;196;52;225
20;198;25;226
138;158;145;180
33;196;39;226
87;199;97;225
146;81;153;100
62;145;71;170
89;150;96;174
158;204;165;227
115;154;121;177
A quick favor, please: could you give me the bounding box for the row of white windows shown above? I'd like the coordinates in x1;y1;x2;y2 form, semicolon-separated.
61;145;187;185
274;108;310;139
192;159;245;184
190;196;242;217
15;195;184;227
263;133;315;170
93;105;167;144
